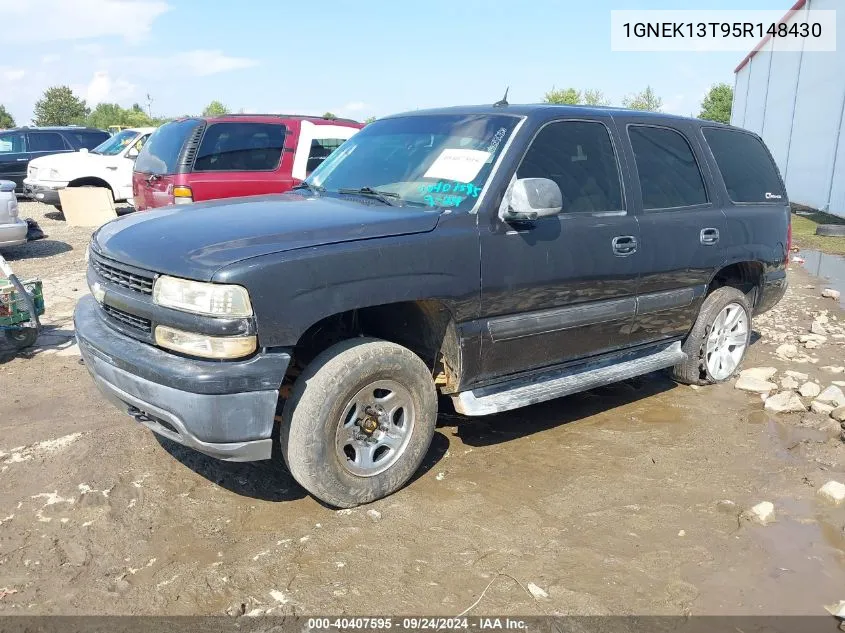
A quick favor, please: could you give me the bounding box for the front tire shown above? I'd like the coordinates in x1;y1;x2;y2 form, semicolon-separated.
672;286;752;385
4;328;38;349
280;337;438;508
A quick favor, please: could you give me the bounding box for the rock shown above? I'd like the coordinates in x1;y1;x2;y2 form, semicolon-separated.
811;400;835;415
811;320;828;335
749;501;775;525
799;382;821;398
739;367;777;381
817;418;842;438
832;406;845;422
798;334;827;343
716;499;736;513
833;381;845;387
805;340;821;350
817;481;845;505
526;582;549;599
764;391;806;413
366;509;382;521
785;370;809;381
821;366;845;374
816;385;845;407
736;376;777;393
822;288;841;300
775;344;798;359
780;376;799;389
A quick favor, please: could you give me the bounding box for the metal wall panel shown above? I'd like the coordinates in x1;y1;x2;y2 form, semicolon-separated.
761;36;802;176
731;66;750;128
744;46;772;135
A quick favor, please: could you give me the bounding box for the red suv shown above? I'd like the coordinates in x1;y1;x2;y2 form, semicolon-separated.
132;114;363;210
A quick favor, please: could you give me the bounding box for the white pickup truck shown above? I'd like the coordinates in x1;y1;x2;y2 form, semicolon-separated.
23;127;155;207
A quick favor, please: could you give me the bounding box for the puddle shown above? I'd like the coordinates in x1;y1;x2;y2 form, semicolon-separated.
798;249;845;307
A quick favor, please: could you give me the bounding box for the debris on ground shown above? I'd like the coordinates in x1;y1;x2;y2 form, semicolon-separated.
739;367;778;381
736;376;777;393
748;501;775;525
822;288;841;300
818;481;845;505
824;600;845;618
764;391;806;413
527;582;549;599
816;385;845;407
799;382;822;398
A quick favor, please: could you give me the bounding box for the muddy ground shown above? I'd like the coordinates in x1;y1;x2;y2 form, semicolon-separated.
0;202;844;616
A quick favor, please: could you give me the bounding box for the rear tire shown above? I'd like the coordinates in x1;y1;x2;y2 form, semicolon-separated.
4;328;38;349
280;337;438;508
815;224;845;237
672;286;752;385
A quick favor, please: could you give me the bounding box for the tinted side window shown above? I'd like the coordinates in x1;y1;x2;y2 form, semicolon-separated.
135;119;202;175
70;131;110;149
0;132;25;153
193;122;286;172
702;128;785;203
516;121;623;213
307;138;345;175
628;126;708;210
28;132;68;152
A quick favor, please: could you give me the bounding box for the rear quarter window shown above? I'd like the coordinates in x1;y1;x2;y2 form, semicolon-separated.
70;131;110;149
193;122;286;172
702;127;785;203
135;119;202;175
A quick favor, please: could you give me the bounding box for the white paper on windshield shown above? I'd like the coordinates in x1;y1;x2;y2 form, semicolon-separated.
423;149;491;183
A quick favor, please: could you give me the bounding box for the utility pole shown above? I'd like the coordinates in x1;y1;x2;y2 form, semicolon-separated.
145;93;153;119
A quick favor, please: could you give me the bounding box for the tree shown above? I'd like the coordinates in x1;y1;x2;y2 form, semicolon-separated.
582;89;610;106
86;102;165;130
544;87;611;106
32;86;89;126
543;87;581;105
622;86;662;111
0;104;15;129
322;112;337;120
202;100;229;117
364;116;377;124
699;83;733;124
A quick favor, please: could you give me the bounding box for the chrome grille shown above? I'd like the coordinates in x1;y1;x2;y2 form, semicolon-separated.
102;304;152;333
91;253;154;295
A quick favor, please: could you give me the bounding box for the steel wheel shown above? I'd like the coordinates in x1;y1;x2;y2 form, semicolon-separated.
704;302;748;380
335;379;416;477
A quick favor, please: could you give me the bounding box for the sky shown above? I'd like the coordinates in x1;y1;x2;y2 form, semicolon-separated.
0;0;790;125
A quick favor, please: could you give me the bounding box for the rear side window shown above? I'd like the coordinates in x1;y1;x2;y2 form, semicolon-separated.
193;122;286;172
135;119;202;175
307;138;346;175
629;125;708;210
516;120;624;214
27;132;68;152
703;128;785;203
69;131;110;149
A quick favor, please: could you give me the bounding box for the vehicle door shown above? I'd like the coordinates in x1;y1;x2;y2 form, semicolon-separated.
114;133;150;201
612;117;728;346
0;131;29;190
187;121;292;202
478;117;641;383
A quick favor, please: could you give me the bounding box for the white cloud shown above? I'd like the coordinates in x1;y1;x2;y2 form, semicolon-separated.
41;54;60;64
83;71;136;105
3;69;26;81
75;43;105;55
4;0;170;43
341;101;367;112
113;50;259;77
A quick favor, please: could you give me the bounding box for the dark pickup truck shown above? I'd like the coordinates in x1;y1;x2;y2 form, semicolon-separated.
75;104;790;507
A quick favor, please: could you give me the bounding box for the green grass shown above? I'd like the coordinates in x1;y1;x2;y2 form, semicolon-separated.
791;205;845;255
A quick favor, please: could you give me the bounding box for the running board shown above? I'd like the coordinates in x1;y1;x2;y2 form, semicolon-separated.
451;341;686;416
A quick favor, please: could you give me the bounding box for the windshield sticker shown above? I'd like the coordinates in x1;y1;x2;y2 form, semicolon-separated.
424;194;465;208
423;148;491;183
417;181;481;198
486;127;508;154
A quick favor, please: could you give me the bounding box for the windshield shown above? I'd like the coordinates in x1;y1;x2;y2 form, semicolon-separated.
91;129;138;156
306;114;521;210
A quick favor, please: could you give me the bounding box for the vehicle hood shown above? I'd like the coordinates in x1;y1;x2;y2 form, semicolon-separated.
93;193;443;281
29;151;110;172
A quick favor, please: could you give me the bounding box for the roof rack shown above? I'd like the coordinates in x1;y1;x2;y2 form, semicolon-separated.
209;113;360;124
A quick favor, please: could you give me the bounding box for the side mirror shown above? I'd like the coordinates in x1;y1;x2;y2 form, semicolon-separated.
126;147;139;159
502;177;562;222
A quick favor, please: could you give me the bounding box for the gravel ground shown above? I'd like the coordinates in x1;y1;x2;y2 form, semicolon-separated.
0;201;844;617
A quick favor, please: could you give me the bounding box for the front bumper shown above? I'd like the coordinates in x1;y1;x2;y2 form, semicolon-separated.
23;180;67;206
74;295;291;462
0;218;28;248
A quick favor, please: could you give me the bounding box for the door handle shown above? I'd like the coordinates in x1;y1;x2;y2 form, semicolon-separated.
700;228;720;245
612;235;638;256
16;158;28;161
105;166;117;170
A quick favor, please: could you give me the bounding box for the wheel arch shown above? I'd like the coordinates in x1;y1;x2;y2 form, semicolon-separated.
67;176;116;197
706;260;765;308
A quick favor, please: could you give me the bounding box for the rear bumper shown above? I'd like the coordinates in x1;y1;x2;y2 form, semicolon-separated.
74;295;291;462
23;181;65;206
754;269;788;315
0;219;27;248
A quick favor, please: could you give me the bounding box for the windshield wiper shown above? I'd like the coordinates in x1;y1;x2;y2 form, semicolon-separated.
291;181;325;193
337;187;401;206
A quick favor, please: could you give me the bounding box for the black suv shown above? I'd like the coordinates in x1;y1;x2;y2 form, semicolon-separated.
75;104;790;507
0;126;110;192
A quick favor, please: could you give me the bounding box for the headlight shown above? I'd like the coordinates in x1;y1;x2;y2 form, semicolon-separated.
152;276;252;317
155;326;256;359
